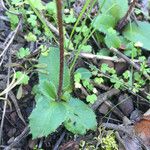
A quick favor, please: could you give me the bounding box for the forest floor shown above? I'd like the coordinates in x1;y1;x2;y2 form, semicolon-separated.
0;0;150;150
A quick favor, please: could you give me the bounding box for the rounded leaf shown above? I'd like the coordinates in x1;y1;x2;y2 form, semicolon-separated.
29;100;67;138
38;47;71;91
123;21;150;51
64;98;97;134
99;0;128;21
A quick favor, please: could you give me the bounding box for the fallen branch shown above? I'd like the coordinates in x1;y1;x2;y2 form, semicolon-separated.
4;127;30;150
80;52;141;63
8;91;26;125
110;47;150;81
91;88;120;110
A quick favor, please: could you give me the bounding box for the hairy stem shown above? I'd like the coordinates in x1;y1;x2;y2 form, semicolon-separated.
56;0;64;99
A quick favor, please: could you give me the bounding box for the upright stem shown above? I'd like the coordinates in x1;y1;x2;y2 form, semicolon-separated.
56;0;64;99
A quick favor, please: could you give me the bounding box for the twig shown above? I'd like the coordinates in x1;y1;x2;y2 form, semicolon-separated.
102;101;125;120
79;52;141;63
40;12;59;36
0;19;22;144
0;0;20;15
91;80;110;91
0;19;22;64
53;131;66;150
8;91;26;125
4;127;30;150
115;131;127;149
0;55;5;67
3;31;14;47
0;75;6;79
91;88;120;110
102;123;133;136
80;86;89;97
0;51;11;144
110;47;150;81
0;15;9;21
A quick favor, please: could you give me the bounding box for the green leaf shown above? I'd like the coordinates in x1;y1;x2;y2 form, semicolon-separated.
64;38;74;50
61;91;71;102
92;14;116;34
17;47;30;59
64;14;76;24
74;72;81;83
73;34;82;44
83;80;94;91
123;70;130;79
123;21;150;50
134;72;141;81
76;25;90;37
101;63;109;73
79;45;92;53
94;77;104;84
27;14;37;27
29;100;67;138
46;2;57;15
25;32;37;42
124;42;138;57
86;94;97;104
99;0;128;21
40;45;49;56
104;28;121;48
75;68;92;80
15;71;29;85
64;9;76;23
38;80;57;100
97;48;110;56
38;47;71;91
64;98;97;134
28;0;45;10
11;0;21;4
6;12;19;30
16;85;23;99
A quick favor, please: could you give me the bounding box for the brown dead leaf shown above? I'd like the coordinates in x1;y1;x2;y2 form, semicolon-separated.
134;109;150;147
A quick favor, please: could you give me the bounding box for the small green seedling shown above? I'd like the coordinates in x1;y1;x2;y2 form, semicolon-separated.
25;32;37;42
17;47;30;59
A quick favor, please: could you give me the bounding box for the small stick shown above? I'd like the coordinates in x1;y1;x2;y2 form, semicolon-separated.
0;15;9;22
40;12;59;36
110;47;150;81
115;131;127;149
0;52;11;144
4;127;30;150
0;0;20;15
0;19;22;144
103;101;125;119
53;131;66;150
0;19;22;63
91;88;120;110
80;52;141;63
8;91;26;125
102;123;133;136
